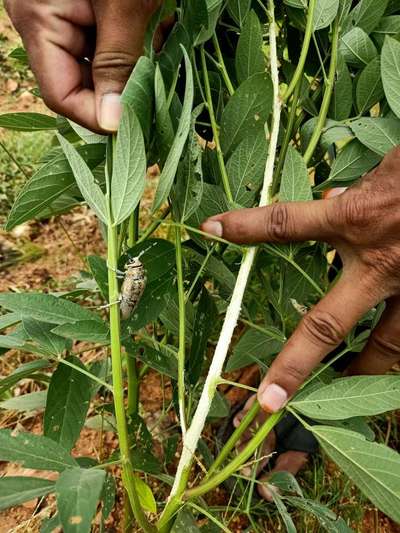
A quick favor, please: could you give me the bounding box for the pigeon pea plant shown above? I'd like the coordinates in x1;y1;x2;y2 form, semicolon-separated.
1;0;400;531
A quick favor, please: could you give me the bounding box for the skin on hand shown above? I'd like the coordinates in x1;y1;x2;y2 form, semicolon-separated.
4;0;162;133
202;146;400;413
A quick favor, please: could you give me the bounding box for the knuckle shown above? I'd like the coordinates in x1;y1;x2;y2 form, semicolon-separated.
301;310;345;347
340;196;370;229
277;361;308;384
93;51;137;82
267;204;291;242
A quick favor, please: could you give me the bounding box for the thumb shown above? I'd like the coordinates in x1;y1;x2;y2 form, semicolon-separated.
92;0;159;131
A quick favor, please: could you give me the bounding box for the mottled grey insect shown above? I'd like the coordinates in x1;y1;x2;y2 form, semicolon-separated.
120;256;147;320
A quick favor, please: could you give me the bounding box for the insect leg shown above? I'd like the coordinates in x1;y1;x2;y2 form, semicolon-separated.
98;296;122;310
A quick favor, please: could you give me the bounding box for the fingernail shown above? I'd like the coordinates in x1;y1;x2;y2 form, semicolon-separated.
259;384;288;412
202;220;223;238
100;93;122;131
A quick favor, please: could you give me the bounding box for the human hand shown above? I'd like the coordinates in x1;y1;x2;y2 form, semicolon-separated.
4;0;162;132
201;146;400;413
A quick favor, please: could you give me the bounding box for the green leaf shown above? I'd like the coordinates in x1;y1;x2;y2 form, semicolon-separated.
285;497;353;532
0;360;50;397
280;145;312;202
310;426;400;523
8;47;28;64
44;356;92;452
227;0;251;27
23;317;69;355
57;134;108;223
67;121;107;145
188;288;217;386
153;46;194;211
272;492;297;533
121;56;155;143
172;508;200;532
133;477;157;513
5;144;105;231
348;0;389;34
226;127;268;207
0;312;21;331
226;329;284;372
127;342;178;379
0;391;47;412
356;57;384;114
0;293;101;325
56;467;106;533
87;255;109;300
111;105;146;225
52;320;109;343
381;36;400;118
340;27;378;66
351;117;400;155
154;64;175;164
291;375;400;419
0;113;57;131
328;139;381;182
158;23;191;89
235;10;265;84
329;53;353;121
101;473;116;519
220;72;273;157
373;16;400;49
313;0;339;31
0;477;55;511
0;429;78;472
171;104;204;221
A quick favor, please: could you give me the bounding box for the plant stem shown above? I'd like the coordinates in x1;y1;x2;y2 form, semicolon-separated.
272;78;302;195
185;411;283;499
106;137;154;533
200;45;233;204
175;224;187;436
212;34;235;96
206;401;261;479
303;18;340;166
157;4;281;529
126;206;140;416
283;0;317;103
137;206;170;244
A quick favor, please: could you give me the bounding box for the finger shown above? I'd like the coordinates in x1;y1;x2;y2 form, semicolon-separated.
29;41;97;131
91;0;160;131
20;2;98;131
200;201;335;245
345;296;400;376
257;272;381;413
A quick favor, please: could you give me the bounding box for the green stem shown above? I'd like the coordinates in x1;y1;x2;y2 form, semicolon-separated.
175;225;187;434
185;244;216;302
107;137;154;533
0;139;29;179
303;18;340;166
200;45;233;204
128;206;140;248
283;0;317;103
185;411;283;499
212;34;235;96
206;401;261;479
273;78;302;195
137;206;170;244
127;353;139;417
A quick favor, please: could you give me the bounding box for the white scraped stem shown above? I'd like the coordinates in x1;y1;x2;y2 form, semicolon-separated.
168;0;282;501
